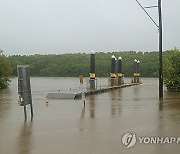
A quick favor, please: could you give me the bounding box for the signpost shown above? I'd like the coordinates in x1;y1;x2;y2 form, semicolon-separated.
17;65;33;121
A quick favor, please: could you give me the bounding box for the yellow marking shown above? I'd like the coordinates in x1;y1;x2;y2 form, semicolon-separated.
89;73;95;78
134;73;140;77
117;73;123;77
110;73;116;78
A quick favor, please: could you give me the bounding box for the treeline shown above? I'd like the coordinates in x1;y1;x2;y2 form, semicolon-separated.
1;49;179;91
0;50;12;89
8;51;159;77
163;49;180;91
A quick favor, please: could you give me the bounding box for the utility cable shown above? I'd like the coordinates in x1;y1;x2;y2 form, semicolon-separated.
135;0;159;28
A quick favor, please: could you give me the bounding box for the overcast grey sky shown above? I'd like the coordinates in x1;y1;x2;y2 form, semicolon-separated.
0;0;179;55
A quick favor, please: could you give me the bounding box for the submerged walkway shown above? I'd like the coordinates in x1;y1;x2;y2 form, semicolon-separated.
46;83;141;99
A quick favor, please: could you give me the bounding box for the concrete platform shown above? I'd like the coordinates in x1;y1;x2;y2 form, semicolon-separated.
46;83;141;99
46;92;77;99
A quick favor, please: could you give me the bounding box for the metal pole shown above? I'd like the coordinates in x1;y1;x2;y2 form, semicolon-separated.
158;0;163;98
23;102;27;121
30;103;34;120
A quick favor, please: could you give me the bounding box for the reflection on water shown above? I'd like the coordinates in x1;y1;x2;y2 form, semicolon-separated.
159;101;164;111
110;89;122;116
80;106;85;120
0;77;180;154
89;95;95;118
0;88;12;120
18;122;33;154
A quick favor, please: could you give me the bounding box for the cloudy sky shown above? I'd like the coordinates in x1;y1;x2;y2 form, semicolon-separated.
0;0;179;55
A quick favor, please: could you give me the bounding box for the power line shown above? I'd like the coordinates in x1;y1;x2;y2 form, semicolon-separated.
135;0;163;98
135;0;159;28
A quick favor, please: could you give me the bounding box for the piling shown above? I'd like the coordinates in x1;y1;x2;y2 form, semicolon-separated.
89;51;96;90
133;59;140;83
110;55;116;86
133;59;137;83
137;60;140;83
117;57;123;86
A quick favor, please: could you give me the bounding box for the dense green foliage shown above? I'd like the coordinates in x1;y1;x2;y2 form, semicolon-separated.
2;49;180;92
164;49;180;92
0;50;12;89
8;51;159;77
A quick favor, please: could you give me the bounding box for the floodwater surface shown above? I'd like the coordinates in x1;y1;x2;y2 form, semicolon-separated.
0;77;180;154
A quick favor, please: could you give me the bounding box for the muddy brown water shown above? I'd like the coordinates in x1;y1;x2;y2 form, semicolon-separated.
0;77;180;154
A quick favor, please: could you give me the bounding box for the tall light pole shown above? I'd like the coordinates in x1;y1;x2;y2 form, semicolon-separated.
136;0;163;98
158;0;163;98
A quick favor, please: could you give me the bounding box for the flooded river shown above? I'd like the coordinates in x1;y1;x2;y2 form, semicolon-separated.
0;77;179;154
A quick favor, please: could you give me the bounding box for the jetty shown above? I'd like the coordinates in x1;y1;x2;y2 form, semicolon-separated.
46;52;141;99
46;83;141;99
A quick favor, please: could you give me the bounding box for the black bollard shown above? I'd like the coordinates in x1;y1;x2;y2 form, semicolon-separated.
137;60;140;83
133;59;140;83
89;50;96;90
110;55;116;86
117;57;123;85
133;59;137;83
